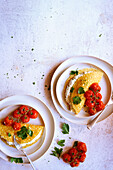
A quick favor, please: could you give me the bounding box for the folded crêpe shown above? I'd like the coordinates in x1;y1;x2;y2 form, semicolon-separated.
0;121;44;148
64;68;103;114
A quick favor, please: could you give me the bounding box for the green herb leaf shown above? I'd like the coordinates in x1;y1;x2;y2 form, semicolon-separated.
73;96;81;104
70;70;78;75
57;140;65;146
32;82;35;85
8;133;11;137
70;87;74;93
10;157;23;163
50;147;63;159
73;141;78;147
27;129;33;137
99;34;102;37
17;126;33;140
62;123;69;134
78;87;85;94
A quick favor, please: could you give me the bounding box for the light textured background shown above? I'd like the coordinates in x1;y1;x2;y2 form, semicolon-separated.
0;0;113;170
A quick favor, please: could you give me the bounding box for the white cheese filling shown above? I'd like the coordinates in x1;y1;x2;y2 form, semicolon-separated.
65;71;92;107
6;129;43;147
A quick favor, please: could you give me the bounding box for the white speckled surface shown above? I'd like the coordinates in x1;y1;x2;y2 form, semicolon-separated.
0;0;113;170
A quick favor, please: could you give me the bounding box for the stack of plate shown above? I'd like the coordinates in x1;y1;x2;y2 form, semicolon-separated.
51;56;113;125
0;95;55;164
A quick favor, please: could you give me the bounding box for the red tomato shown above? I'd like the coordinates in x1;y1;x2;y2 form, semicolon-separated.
77;142;87;152
95;92;102;102
77;152;86;162
62;153;71;163
19;105;29;114
68;148;77;158
13;122;21;130
84;90;94;99
21;115;30;123
70;159;80;167
96;101;105;112
13;109;21;118
85;99;95;108
3;116;13;126
88;107;96;115
89;83;101;93
28;109;38;119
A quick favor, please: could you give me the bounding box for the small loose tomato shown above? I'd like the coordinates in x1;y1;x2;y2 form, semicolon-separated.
88;107;97;115
95;100;105;112
77;142;87;152
3;116;13;126
62;153;71;163
85;99;95;108
70;159;80;167
19;105;29;114
13;109;21;118
28;109;38;119
95;92;102;102
13;122;21;130
89;83;101;93
77;152;86;162
21;115;30;123
68;148;77;158
84;90;94;99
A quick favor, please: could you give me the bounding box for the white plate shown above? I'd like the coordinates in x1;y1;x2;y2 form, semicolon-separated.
0;95;55;163
56;63;112;118
51;56;113;124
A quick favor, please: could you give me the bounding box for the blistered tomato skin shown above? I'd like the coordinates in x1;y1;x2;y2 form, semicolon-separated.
77;142;87;152
70;159;80;167
21;115;30;123
84;90;94;99
19;105;29;114
3;116;13;126
13;109;21;118
96;100;105;111
62;153;71;163
85;99;95;108
77;152;86;162
89;83;101;93
13;122;21;130
88;107;96;115
95;92;102;103
28;109;39;119
68;148;77;158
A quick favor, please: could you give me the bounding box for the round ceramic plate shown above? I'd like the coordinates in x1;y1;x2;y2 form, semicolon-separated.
56;63;112;118
51;56;113;124
0;95;55;163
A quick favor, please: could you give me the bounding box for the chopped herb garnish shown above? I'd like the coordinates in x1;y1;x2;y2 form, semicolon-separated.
14;76;16;78
17;126;33;140
99;34;102;37
69;137;71;139
50;147;63;159
32;82;35;85
10;157;23;163
70;87;74;93
73;141;78;147
70;70;78;75
8;133;11;137
34;59;36;62
57;140;65;147
62;123;69;134
73;96;81;104
31;48;34;51
21;79;23;81
78;87;85;94
11;36;13;38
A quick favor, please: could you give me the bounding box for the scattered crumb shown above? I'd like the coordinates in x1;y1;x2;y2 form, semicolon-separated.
32;82;35;85
11;36;13;38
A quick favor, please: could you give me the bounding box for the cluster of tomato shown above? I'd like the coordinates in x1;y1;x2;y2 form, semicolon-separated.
84;83;105;115
62;141;87;167
3;105;39;130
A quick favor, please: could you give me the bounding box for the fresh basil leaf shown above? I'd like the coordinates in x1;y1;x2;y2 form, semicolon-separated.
78;87;85;94
17;126;33;140
73;96;81;104
10;157;23;163
62;123;69;134
57;140;65;147
27;129;33;137
70;70;78;75
8;133;11;137
50;147;63;159
70;87;74;93
73;141;78;147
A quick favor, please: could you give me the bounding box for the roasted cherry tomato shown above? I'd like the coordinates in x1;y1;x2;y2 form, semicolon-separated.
62;153;71;163
77;142;87;152
21;115;30;123
28;109;38;119
88;107;96;115
70;159;80;167
89;83;101;93
84;90;94;99
95;100;105;112
3;116;13;126
13;122;21;130
13;109;21;118
95;92;102;102
19;105;29;114
85;99;95;108
77;152;86;162
68;148;77;158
